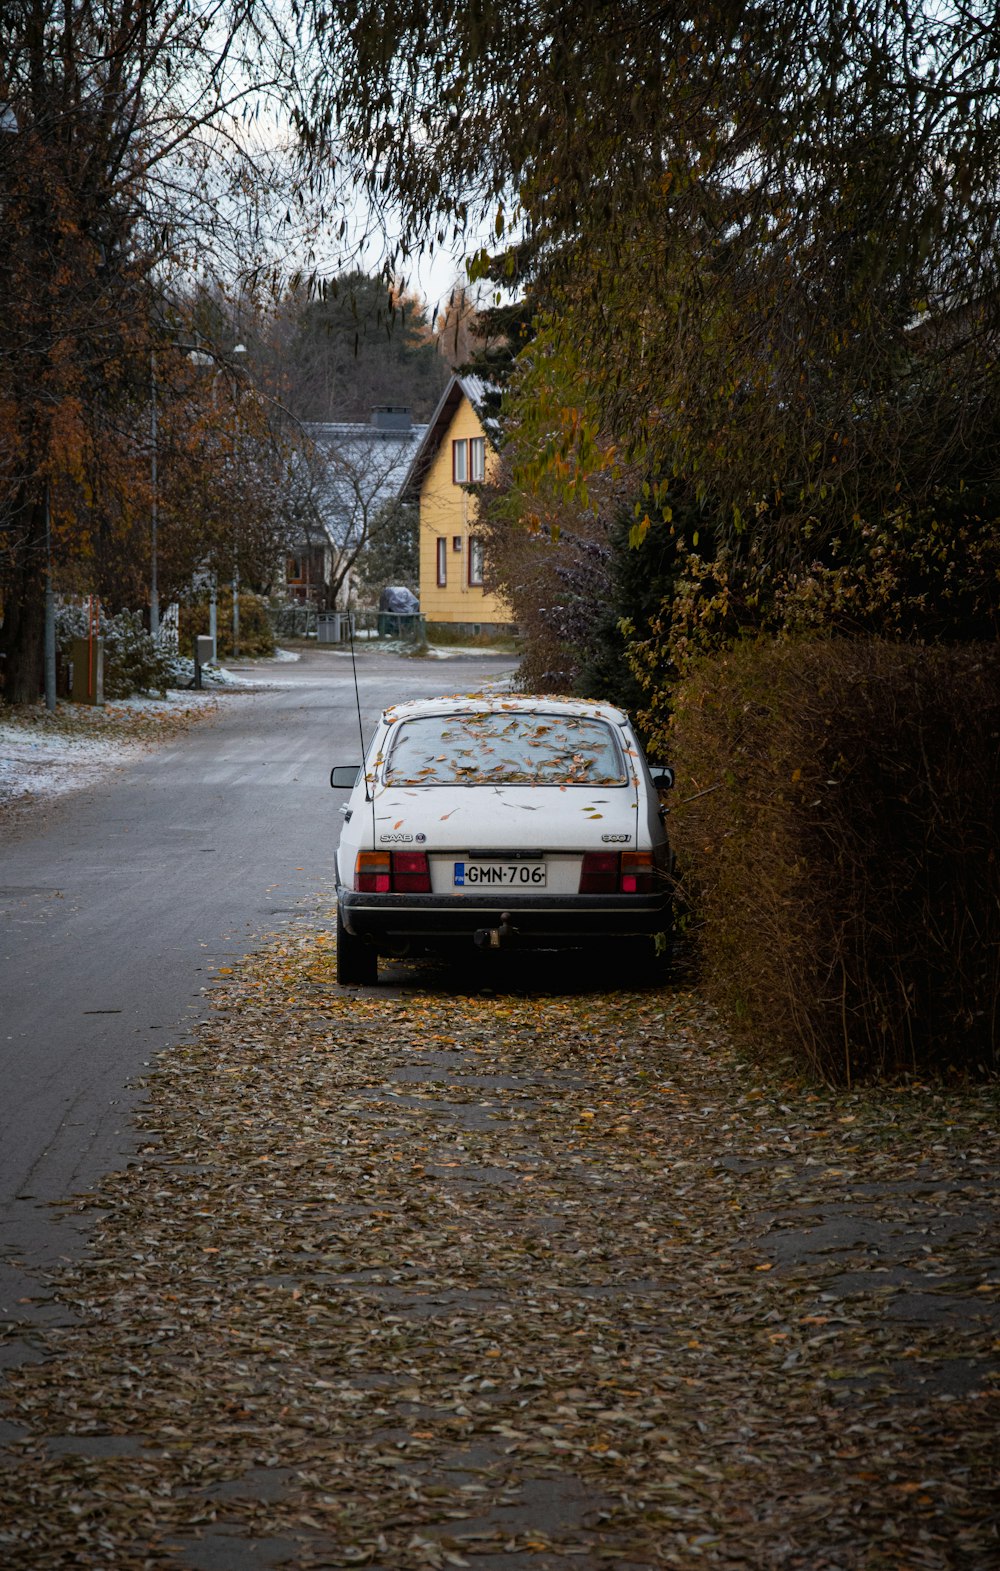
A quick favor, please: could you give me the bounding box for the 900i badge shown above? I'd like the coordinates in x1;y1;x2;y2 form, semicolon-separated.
602;833;631;843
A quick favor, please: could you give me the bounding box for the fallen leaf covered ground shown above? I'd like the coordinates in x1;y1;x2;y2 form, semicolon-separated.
1;911;997;1569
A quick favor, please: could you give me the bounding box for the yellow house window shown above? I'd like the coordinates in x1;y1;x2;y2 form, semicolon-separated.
436;537;447;586
452;436;486;484
469;534;484;587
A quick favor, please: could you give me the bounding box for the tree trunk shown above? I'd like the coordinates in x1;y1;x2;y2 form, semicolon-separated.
0;495;46;705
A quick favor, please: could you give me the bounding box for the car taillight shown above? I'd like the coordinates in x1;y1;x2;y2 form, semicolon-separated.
579;851;620;893
390;850;431;893
354;850;431;893
579;850;662;894
355;851;391;892
621;851;656;893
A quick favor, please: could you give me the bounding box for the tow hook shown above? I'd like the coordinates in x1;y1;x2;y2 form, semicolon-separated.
474;911;517;949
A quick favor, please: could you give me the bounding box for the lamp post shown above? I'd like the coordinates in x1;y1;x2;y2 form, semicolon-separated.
168;340;248;662
230;343;246;658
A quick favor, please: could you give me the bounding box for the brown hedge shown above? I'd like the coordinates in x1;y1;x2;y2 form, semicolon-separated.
667;638;999;1083
178;593;275;660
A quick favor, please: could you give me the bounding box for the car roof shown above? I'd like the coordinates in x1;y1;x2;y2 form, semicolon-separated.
380;694;632;728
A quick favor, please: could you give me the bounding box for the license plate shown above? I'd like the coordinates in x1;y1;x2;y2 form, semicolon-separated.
454;861;546;888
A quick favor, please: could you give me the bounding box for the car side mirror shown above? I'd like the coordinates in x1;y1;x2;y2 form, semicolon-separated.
330;765;361;789
651;766;675;791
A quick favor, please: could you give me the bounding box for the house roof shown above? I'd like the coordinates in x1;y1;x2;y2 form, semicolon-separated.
398;374;496;503
305;415;428;545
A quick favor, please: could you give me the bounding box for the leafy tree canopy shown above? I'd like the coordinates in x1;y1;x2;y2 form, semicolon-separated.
309;0;1000;644
0;0;323;701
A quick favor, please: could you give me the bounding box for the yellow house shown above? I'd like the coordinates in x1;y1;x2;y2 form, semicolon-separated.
400;375;513;635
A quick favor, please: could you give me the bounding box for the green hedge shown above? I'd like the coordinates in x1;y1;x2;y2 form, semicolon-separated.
668;639;999;1083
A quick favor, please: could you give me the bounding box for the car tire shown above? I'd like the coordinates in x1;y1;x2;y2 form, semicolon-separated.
336;907;378;986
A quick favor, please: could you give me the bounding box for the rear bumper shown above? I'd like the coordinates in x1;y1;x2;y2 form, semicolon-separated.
338;887;672;949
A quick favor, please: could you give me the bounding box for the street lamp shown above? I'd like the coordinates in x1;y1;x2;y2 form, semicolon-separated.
231;343;246;658
150;340;248;654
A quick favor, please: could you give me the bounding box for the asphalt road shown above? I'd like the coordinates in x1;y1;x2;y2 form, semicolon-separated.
0;648;514;1319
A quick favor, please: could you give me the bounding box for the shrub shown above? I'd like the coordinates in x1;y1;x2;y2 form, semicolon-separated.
56;606;183;698
178;592;275;658
424;622;518;650
668;638;999;1083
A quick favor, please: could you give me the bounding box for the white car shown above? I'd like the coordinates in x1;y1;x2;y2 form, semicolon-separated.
329;694;674;985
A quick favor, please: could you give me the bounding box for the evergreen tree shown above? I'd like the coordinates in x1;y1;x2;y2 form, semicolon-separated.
275;272;447;423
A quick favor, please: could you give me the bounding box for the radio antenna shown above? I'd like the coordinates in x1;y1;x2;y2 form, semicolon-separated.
348;611;371;803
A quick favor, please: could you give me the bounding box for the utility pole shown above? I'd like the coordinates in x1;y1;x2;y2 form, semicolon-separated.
44;481;56;711
150;350;159;638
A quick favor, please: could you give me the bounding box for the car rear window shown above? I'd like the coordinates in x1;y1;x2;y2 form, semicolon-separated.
383;712;628;786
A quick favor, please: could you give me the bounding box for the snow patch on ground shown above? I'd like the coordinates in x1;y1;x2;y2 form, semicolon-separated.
0;727;143;808
320;642;515;661
102;692;221;715
193;651;303;688
197;666;258;688
423;645;515;660
0;692;218;812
